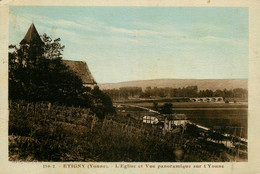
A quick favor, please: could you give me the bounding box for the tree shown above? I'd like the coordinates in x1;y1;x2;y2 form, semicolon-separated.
186;124;200;138
9;33;114;118
139;91;151;98
159;103;173;114
214;89;223;97
153;102;159;111
42;34;65;60
91;86;115;119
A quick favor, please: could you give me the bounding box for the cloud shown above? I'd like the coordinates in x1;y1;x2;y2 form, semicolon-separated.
10;11;247;52
172;34;247;47
14;12;174;38
199;35;247;46
10;13;80;38
9;13;31;25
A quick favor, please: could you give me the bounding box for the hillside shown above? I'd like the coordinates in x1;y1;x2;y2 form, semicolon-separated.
9;101;243;162
99;79;248;91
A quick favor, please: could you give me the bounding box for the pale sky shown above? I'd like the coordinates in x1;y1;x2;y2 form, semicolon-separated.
9;7;248;83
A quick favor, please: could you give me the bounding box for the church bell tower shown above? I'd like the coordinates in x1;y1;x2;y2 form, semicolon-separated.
20;23;44;62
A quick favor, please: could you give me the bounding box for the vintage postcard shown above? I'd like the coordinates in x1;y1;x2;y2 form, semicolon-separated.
0;0;260;173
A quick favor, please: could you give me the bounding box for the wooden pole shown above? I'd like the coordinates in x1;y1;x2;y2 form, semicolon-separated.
234;128;237;162
237;127;243;160
34;103;36;123
27;103;29;112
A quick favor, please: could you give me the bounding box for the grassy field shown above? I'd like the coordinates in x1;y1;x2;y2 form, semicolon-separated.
9;101;246;162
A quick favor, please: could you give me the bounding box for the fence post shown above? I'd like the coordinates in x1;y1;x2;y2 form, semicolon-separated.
48;102;51;112
27;103;29;112
102;118;106;131
91;117;96;132
34;103;36;123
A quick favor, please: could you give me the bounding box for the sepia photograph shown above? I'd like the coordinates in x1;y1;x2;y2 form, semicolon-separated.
7;6;249;163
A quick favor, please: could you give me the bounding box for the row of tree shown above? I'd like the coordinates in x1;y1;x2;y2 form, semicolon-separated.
103;87;143;100
9;34;114;119
103;86;248;100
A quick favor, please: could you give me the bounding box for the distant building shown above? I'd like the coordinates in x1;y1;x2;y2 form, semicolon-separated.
142;115;159;124
163;114;188;132
19;23;97;88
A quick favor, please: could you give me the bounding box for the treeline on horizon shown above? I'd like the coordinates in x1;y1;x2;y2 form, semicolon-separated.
103;86;248;100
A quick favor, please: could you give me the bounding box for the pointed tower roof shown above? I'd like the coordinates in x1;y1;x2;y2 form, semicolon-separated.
20;23;44;45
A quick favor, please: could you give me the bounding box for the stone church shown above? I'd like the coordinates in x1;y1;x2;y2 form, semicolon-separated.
19;23;97;88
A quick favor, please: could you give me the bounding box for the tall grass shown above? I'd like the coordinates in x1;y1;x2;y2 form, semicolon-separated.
9;101;241;162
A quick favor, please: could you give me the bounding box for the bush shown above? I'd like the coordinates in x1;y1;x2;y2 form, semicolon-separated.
159;103;173;114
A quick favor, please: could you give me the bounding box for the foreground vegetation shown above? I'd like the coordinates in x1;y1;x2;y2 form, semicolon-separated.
9;101;246;162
